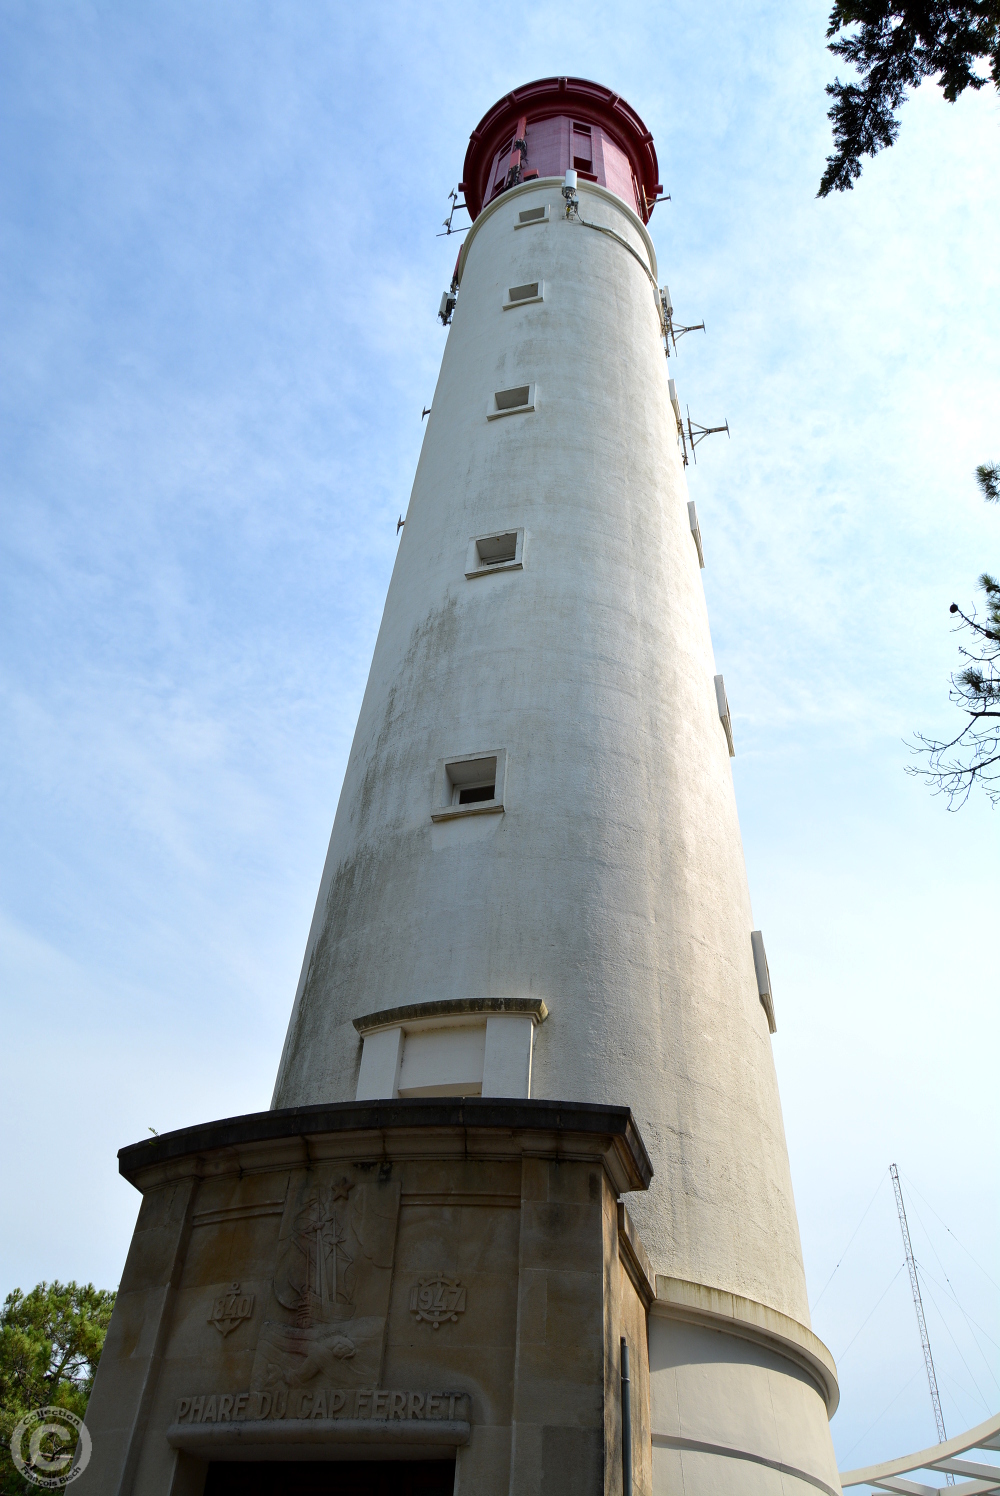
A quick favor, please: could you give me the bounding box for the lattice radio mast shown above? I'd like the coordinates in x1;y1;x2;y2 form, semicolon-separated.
890;1163;954;1483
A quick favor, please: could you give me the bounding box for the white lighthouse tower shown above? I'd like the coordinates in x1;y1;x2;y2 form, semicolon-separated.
271;76;842;1494
78;77;842;1496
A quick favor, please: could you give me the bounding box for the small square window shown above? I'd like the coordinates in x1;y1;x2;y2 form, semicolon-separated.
487;384;535;420
432;751;506;822
515;204;550;227
465;528;524;579
503;280;544;310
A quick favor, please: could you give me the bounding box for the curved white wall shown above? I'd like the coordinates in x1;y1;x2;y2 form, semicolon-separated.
649;1317;843;1496
274;177;808;1328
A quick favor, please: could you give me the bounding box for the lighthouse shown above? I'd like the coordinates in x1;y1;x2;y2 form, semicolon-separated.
78;78;842;1496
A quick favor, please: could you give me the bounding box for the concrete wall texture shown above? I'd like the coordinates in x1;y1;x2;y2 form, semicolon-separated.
272;174;841;1490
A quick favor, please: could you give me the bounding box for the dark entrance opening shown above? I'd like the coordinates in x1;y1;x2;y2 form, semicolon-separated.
205;1462;456;1496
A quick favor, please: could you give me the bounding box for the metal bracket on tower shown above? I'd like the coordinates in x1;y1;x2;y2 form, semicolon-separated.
502;117;530;192
437;188;470;238
660;287;705;357
668;379;689;464
669;317;706;353
686;408;730;463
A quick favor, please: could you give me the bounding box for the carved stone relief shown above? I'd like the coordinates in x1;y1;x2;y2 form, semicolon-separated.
208;1283;254;1338
408;1276;467;1329
249;1168;401;1399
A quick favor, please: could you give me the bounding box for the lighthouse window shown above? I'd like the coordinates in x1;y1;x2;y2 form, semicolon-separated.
466;528;524;578
488;384;535;419
503;281;544;310
515;204;549;227
432;751;506;821
572;122;593;172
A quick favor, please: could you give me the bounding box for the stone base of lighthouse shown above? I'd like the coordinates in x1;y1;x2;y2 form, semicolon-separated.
77;1101;653;1496
77;1100;840;1496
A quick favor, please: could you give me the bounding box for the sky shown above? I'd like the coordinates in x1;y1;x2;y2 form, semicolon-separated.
1;0;998;1479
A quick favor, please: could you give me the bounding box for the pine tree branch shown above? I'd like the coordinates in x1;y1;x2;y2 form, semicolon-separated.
819;2;1000;196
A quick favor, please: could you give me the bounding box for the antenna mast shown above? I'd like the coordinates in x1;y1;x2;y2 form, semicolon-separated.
890;1163;954;1483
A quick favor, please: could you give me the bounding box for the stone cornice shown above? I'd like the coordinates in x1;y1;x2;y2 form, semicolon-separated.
119;1097;653;1197
353;996;548;1036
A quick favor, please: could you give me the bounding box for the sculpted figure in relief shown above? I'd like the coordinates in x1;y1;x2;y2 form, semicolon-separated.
250;1169;400;1396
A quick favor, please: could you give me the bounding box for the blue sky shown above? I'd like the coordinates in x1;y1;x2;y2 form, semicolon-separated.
2;0;998;1475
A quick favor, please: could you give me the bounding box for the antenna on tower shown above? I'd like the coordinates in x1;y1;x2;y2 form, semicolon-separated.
890;1163;955;1483
438;289;457;325
660;287;705;357
437;187;470;237
686;408;730;463
439;251;462;325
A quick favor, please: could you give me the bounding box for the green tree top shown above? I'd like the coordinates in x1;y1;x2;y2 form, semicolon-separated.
819;1;1000;196
0;1282;115;1495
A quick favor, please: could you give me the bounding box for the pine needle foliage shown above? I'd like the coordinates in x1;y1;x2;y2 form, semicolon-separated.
0;1282;115;1495
976;460;1000;502
819;1;1000;196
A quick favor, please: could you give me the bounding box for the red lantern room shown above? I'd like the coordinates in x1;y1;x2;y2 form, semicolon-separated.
461;76;662;224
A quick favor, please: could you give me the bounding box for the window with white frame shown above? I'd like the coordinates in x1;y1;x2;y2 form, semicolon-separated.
465;529;523;579
503;281;544;310
487;384;535;420
431;751;505;821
